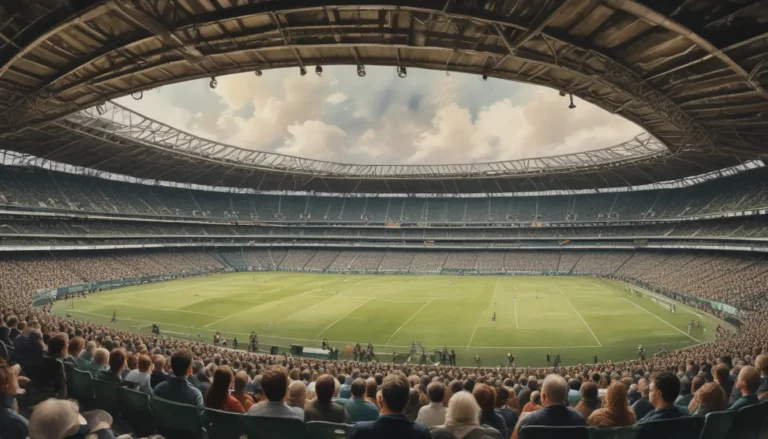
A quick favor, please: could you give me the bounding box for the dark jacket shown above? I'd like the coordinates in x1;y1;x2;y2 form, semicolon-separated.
496;407;518;433
481;409;509;439
728;394;759;411
150;370;168;389
631;397;654;420
515;405;586;430
0;394;29;439
154;376;206;417
305;399;349;423
350;414;431;439
636;405;688;424
27;355;67;399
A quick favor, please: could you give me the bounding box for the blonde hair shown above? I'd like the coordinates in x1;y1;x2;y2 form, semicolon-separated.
445;391;481;427
287;380;307;408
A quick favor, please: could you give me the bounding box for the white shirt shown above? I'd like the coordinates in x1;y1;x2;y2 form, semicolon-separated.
416;401;447;427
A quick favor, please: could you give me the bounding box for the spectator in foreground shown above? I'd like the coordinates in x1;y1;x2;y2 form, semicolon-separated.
495;386;519;433
76;341;96;370
511;375;585;439
233;370;255;411
429;391;502;439
83;347;109;378
729;365;761;411
0;360;28;439
63;336;84;368
124;354;154;395
587;381;636;427
713;363;734;403
204;365;244;413
150;354;167;389
676;375;703;408
756;354;768;400
351;374;430;439
33;333;67;400
631;378;653;420
416;381;447;427
306;374;348;423
246;365;303;420
636;372;687;423
473;383;509;439
689;382;726;416
29;399;116;439
96;348;128;387
345;378;380;423
574;382;600;420
153;348;205;417
287;380;307;412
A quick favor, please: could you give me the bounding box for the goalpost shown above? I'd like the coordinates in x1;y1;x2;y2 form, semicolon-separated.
627;287;676;313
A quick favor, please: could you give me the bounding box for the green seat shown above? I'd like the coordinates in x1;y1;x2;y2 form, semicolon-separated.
69;368;95;408
519;425;589;439
699;410;736;439
205;408;245;439
149;396;205;439
64;362;75;397
729;400;768;438
244;416;308;439
308;421;353;439
634;416;704;439
91;378;121;416
117;387;155;437
588;426;638;439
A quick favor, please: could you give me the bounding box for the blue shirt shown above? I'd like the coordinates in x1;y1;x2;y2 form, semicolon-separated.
637;405;688;424
343;397;380;423
728;394;759;411
153;376;205;417
351;414;430;439
0;394;28;439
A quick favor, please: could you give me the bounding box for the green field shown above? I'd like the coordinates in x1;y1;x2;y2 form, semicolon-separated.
51;272;723;367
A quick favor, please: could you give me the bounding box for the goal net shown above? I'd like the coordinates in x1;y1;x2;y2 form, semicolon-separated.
627;287;676;313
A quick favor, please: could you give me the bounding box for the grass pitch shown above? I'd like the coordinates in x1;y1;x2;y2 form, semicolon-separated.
52;273;723;367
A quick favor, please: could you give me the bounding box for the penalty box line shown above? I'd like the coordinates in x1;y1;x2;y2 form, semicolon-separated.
553;283;602;347
622;298;702;343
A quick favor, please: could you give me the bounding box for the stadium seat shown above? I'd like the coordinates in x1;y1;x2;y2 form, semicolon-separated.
69;368;95;409
587;426;638;439
728;400;768;438
204;408;245;439
90;378;121;417
633;416;705;439
149;396;205;439
698;410;736;439
117;387;154;437
307;420;353;439
519;425;590;439
243;415;309;439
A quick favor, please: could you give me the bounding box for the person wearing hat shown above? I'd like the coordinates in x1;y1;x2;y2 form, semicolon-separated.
28;399;115;439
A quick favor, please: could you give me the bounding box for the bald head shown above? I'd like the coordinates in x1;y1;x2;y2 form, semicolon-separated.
541;374;568;407
756;355;768;376
737;366;761;395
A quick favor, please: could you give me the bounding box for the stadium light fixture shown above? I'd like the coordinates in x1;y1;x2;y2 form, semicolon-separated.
482;74;488;81
209;77;218;89
254;69;262;77
315;66;323;76
357;64;366;77
397;66;407;78
300;67;307;76
568;93;576;109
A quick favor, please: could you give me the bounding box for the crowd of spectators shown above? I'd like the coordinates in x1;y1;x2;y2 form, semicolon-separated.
3;165;768;223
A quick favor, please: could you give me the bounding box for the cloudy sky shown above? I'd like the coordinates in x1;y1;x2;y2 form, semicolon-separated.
116;66;642;165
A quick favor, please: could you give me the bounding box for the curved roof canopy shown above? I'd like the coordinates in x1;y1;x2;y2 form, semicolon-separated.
1;0;767;192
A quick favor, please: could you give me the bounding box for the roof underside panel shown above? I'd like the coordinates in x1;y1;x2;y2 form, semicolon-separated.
0;0;766;193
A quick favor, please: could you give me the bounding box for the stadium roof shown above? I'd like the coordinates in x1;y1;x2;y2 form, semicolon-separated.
1;0;767;193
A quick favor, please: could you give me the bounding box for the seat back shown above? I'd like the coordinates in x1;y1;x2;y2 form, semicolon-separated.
244;416;309;439
519;425;590;439
91;378;121;416
149;396;204;439
307;421;353;439
699;410;736;439
729;400;768;438
117;387;154;437
634;416;704;439
588;426;638;439
69;368;95;408
204;408;245;439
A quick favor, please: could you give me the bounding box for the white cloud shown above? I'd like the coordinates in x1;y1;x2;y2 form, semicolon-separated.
325;92;349;105
117;67;643;165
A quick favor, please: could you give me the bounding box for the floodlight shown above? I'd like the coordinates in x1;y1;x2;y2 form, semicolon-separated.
254;69;262;77
357;64;366;77
209;77;218;89
315;66;323;76
397;66;407;78
568;93;576;109
300;67;307;76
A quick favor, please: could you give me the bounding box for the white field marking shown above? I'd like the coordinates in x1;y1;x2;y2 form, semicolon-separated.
312;297;375;340
513;298;519;329
553;283;602;347
622;298;702;343
110;277;234;296
61;309;601;350
82;299;217;317
266;278;372;328
386;295;439;344
467;325;490;350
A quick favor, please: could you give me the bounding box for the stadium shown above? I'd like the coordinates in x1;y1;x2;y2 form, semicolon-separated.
0;1;767;438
